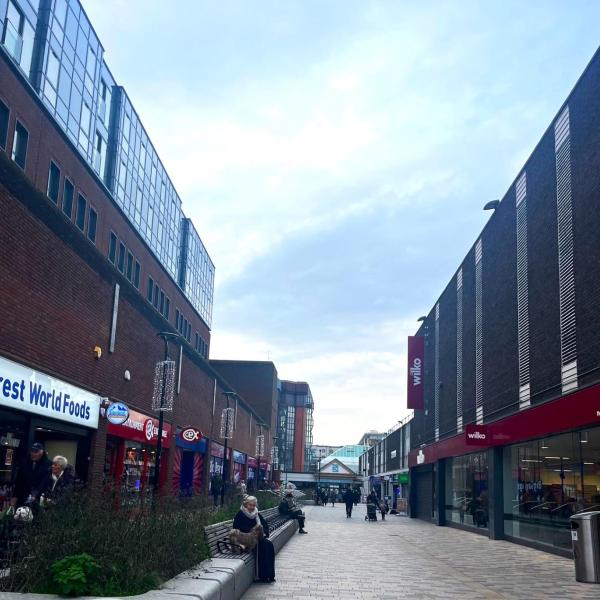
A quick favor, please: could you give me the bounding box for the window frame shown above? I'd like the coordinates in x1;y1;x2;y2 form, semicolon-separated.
108;231;117;263
87;206;98;244
0;98;9;151
75;193;87;231
11;119;28;170
62;177;74;218
46;160;61;204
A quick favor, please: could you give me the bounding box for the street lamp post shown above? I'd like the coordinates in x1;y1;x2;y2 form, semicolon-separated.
221;391;237;506
153;332;180;493
255;424;265;490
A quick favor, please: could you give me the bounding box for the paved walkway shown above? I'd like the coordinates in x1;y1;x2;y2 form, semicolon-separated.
242;504;599;599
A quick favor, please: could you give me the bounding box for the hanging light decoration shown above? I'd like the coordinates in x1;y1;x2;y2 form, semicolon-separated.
271;445;279;469
220;407;235;439
255;434;265;457
151;360;176;411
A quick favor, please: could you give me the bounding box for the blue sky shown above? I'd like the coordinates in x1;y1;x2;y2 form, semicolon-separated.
84;1;600;445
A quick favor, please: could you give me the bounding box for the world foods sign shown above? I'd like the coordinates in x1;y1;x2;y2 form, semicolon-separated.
0;355;100;428
407;336;424;410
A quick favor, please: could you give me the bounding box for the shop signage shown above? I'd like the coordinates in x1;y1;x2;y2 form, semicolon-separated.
107;408;171;447
106;402;129;425
398;473;409;484
247;456;257;468
407;336;424;409
233;450;246;464
465;424;489;445
180;427;202;443
416;449;425;464
0;355;100;429
210;441;231;459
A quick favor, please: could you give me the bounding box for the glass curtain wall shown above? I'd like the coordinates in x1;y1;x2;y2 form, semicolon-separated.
445;452;489;528
503;427;600;551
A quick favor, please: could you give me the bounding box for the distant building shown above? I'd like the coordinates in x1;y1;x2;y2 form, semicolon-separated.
277;380;314;473
358;431;386;447
310;444;342;468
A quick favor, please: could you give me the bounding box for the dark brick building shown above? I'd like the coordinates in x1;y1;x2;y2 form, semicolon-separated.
408;47;600;556
0;0;269;502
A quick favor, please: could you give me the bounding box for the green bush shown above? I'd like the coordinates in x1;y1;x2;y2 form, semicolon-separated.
50;553;100;597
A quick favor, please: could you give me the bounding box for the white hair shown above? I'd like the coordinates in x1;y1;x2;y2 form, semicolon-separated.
243;495;258;505
52;455;68;470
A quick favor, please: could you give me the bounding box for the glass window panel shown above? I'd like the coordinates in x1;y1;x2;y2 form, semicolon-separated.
65;9;78;42
117;242;125;273
47;161;60;203
76;193;86;230
46;49;60;89
126;251;133;281
108;232;117;263
62;178;74;218
133;261;140;289
54;0;68;27
147;277;154;302
164;297;170;320
0;100;9;150
20;19;34;74
87;207;97;243
11;121;28;169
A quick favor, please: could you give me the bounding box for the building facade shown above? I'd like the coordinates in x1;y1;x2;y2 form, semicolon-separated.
359;419;411;511
408;47;600;556
277;380;314;473
0;0;268;502
209;360;278;485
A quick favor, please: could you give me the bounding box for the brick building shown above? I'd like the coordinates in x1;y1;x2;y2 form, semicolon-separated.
0;0;269;501
407;47;600;556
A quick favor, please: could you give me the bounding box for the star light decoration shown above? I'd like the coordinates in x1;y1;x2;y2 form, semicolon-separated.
151;360;176;411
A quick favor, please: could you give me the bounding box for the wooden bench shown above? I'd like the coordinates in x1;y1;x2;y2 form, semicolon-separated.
204;506;297;563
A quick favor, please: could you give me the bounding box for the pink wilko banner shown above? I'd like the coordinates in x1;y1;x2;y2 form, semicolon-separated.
407;336;424;409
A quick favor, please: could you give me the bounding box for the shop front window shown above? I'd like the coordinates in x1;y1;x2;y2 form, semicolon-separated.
122;442;156;497
445;452;488;528
503;427;600;551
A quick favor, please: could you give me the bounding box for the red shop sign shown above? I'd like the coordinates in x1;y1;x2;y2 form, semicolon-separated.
180;427;202;443
107;408;171;447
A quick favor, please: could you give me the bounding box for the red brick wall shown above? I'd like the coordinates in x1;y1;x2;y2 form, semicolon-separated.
0;53;268;493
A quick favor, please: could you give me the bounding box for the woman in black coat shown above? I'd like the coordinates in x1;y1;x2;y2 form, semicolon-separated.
232;496;275;583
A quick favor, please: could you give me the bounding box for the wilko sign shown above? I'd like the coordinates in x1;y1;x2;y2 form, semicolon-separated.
180;427;202;443
407;336;425;409
465;424;489;445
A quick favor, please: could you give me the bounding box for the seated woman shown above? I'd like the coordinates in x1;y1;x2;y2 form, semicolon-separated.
232;495;276;583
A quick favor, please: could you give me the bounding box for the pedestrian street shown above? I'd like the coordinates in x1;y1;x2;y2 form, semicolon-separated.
241;504;600;600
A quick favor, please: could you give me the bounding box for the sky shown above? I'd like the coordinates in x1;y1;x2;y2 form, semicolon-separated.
83;0;600;445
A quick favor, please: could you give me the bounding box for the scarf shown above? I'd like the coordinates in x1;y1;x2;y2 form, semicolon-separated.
240;503;260;525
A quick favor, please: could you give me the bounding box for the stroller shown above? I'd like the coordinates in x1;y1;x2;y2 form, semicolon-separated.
365;502;378;521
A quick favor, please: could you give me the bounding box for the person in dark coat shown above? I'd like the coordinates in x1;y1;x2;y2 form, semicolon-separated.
343;488;355;518
329;490;336;507
278;490;307;533
232;495;275;583
11;442;52;507
45;455;75;504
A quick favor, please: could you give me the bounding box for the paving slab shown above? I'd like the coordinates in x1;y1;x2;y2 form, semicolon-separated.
241;504;600;600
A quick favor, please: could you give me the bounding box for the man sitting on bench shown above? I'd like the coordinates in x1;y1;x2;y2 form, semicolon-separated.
278;490;308;534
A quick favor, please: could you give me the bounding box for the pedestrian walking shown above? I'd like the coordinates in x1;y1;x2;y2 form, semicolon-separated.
329;490;336;507
380;497;389;521
320;489;327;506
343;488;354;518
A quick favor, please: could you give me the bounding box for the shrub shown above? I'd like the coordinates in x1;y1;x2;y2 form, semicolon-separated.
50;553;100;597
0;488;280;596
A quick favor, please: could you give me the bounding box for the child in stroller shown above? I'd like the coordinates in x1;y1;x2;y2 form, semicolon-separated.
365;501;378;521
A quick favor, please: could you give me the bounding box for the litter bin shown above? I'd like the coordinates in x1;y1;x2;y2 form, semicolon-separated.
570;511;600;583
